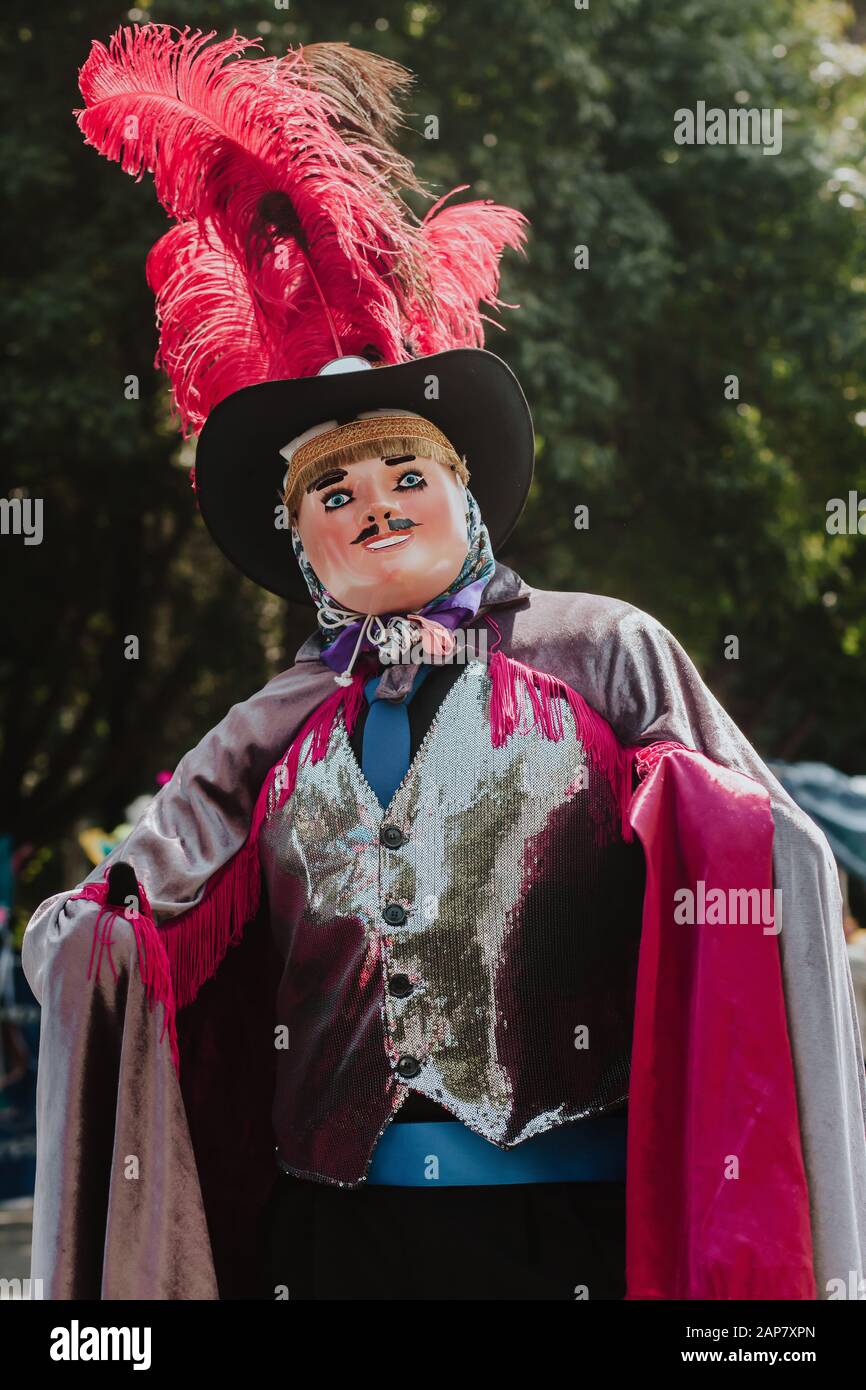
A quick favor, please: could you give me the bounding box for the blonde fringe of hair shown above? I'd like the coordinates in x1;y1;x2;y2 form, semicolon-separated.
284;435;470;519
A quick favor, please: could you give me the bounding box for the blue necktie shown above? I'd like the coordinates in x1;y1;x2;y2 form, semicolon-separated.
361;664;432;810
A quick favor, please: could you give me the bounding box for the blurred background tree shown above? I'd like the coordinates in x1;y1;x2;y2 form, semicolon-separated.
3;0;865;930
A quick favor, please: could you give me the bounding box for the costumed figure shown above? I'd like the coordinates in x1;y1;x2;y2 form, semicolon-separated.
22;26;866;1300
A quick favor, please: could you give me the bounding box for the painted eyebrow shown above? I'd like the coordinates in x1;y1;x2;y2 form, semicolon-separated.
306;455;418;494
307;469;348;494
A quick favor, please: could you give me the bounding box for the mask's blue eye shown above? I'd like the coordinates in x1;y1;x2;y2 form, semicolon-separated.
323;491;351;510
397;471;426;489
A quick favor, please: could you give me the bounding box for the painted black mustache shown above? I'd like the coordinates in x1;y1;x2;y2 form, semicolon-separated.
352;517;421;545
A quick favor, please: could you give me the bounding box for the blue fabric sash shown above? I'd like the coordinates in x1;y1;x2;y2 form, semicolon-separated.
366;1117;628;1186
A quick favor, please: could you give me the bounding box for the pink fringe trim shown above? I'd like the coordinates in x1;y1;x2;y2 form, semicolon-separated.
161;670;367;1014
487;648;637;842
70;672;367;1075
72;877;179;1074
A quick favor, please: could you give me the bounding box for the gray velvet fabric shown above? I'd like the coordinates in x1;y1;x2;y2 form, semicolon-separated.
22;562;866;1298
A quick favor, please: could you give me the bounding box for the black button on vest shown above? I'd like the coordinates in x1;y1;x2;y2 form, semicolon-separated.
382;902;407;925
380;824;406;849
388;973;413;998
396;1055;421;1079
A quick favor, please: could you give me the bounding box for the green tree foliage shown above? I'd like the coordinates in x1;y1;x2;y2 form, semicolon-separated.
2;0;865;922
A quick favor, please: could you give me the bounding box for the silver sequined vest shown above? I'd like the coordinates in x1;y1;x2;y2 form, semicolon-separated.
259;659;645;1186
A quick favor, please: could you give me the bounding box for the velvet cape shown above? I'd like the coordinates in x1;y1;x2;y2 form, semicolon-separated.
22;564;866;1299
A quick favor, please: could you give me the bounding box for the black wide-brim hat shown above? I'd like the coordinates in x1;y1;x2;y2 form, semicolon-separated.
194;347;534;602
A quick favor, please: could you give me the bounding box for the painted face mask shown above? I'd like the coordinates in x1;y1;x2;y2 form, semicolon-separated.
284;410;496;688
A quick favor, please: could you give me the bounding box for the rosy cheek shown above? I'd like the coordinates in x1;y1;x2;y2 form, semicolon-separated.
296;515;328;569
406;482;444;517
315;516;352;565
416;484;460;530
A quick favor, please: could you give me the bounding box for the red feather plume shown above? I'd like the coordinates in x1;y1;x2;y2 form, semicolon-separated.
408;188;528;353
146;219;420;433
76;24;529;435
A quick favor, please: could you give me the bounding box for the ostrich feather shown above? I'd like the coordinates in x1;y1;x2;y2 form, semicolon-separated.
145;224;269;435
75;24;425;357
290;42;426;193
76;25;529;433
146;220;412;434
407;188;529;353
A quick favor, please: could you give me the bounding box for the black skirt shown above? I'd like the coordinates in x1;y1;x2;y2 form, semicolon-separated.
257;1170;626;1301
